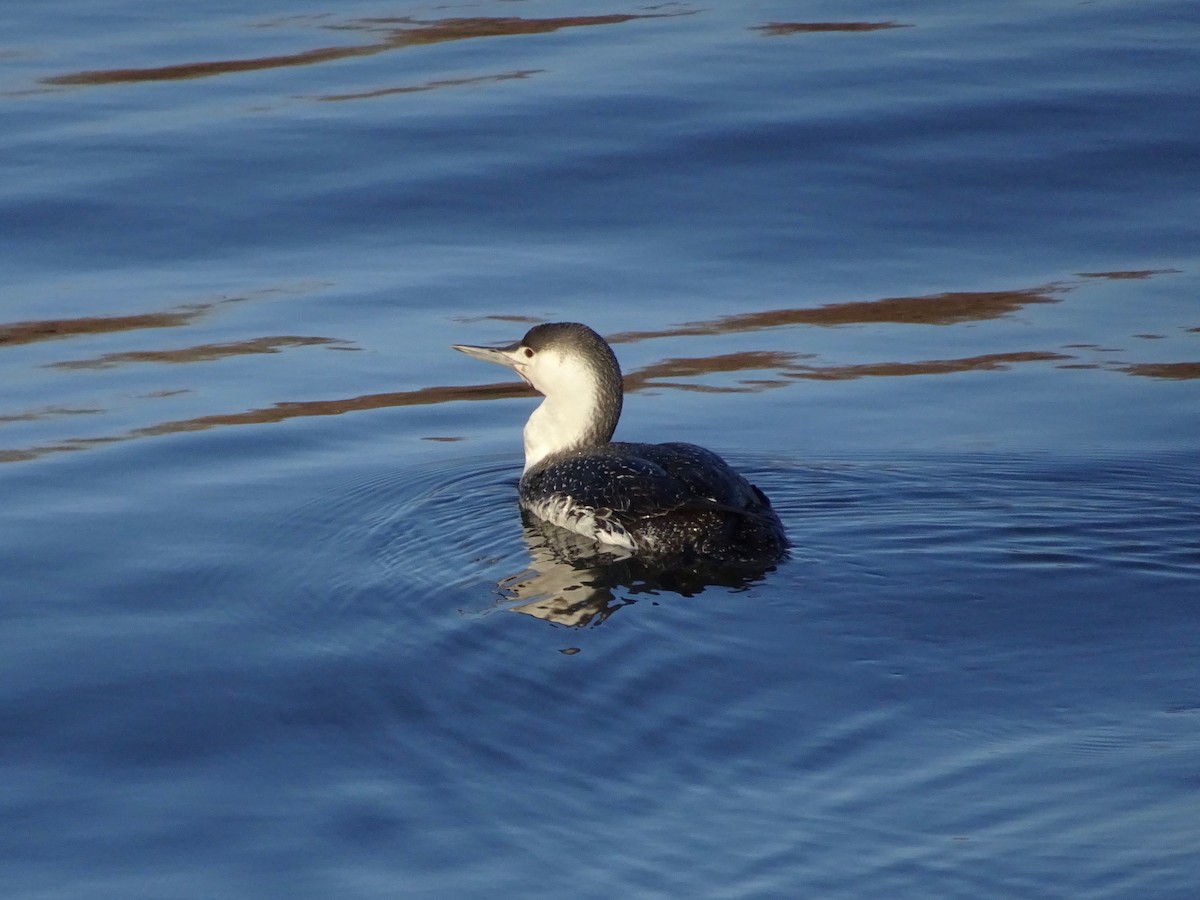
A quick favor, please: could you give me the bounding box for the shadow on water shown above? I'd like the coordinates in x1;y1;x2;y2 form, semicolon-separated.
495;510;780;628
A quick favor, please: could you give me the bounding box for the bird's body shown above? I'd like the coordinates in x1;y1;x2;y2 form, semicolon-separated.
453;322;787;562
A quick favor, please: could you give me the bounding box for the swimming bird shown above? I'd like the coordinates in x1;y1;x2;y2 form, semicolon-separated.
453;322;788;562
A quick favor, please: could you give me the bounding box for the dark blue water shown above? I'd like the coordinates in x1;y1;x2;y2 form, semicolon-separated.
3;2;1199;897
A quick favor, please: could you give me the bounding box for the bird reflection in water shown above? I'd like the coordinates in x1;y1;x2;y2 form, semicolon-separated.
496;509;779;628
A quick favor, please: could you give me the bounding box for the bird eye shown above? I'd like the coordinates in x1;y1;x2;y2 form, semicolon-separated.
523;347;534;358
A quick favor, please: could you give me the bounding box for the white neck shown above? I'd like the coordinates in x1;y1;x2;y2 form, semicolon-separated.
523;390;600;472
515;341;623;472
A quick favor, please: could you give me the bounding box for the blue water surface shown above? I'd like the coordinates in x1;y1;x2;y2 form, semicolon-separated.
2;1;1199;897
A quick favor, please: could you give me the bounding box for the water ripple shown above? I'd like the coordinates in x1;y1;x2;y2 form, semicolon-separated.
766;450;1200;581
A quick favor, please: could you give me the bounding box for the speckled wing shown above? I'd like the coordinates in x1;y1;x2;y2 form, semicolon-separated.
619;442;767;510
520;446;691;511
518;442;782;556
518;447;688;550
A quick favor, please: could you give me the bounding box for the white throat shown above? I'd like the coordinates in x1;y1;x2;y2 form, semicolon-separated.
522;387;600;472
520;355;604;475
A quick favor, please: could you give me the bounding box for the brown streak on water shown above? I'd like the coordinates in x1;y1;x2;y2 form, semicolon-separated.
0;309;205;346
625;350;804;387
1119;362;1200;380
783;352;1071;381
42;14;675;86
606;286;1066;343
2;383;532;462
1076;269;1183;280
133;382;534;437
47;336;353;370
43;45;382;85
0;405;103;424
0;347;1073;462
334;14;673;41
314;69;542;102
1;284;322;347
752;22;912;36
7;277;1192;465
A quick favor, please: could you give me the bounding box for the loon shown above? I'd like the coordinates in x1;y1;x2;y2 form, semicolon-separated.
453;322;788;562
